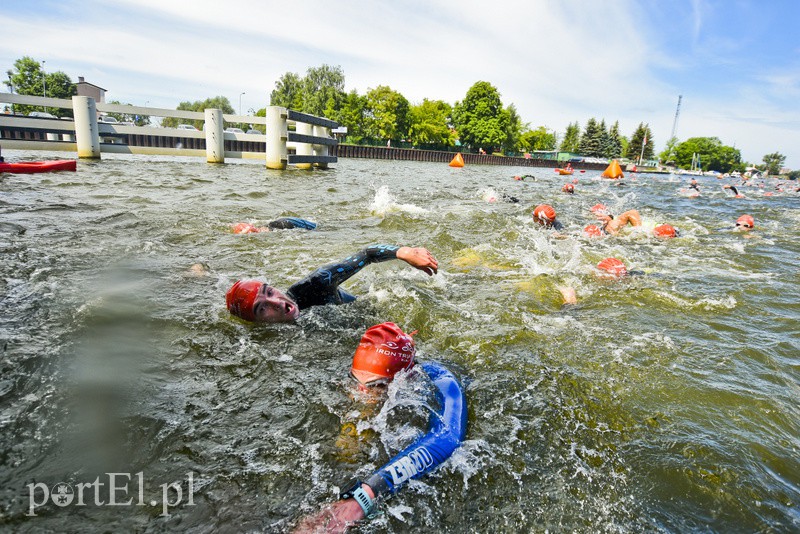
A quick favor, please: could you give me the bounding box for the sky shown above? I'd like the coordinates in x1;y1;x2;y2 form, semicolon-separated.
2;0;799;167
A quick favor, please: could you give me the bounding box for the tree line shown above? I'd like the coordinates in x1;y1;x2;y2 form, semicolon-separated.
3;57;790;174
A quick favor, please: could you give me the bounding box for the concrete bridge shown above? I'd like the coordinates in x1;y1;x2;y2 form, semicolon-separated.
0;93;337;169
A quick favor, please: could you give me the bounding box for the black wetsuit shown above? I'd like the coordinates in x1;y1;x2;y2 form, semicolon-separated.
268;217;317;230
286;245;400;310
689;183;700;192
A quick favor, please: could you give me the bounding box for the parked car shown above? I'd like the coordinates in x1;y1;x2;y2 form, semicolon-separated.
224;127;244;134
177;124;199;131
98;116;119;123
245;129;263;135
28;111;58;119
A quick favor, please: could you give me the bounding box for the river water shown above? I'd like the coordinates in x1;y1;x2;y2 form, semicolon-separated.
0;151;798;532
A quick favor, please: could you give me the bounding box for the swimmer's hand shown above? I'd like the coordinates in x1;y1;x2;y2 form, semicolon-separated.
397;247;438;275
292;485;375;533
594;213;612;224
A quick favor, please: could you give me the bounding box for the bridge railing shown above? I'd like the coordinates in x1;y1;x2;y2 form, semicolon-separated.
0;94;337;169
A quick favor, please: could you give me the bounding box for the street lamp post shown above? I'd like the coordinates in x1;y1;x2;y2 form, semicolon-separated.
239;92;245;116
42;60;46;113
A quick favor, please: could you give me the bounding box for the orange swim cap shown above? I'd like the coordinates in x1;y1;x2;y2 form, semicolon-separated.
597;257;628;277
590;203;610;215
653;224;678;238
226;280;263;321
562;184;575;193
233;222;260;234
736;214;754;229
351;323;416;385
584;224;603;238
533;204;557;225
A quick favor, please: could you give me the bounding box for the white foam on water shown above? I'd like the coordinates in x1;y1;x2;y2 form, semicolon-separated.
370;185;427;215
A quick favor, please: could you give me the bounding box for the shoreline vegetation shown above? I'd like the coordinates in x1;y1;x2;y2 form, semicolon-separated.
4;57;793;176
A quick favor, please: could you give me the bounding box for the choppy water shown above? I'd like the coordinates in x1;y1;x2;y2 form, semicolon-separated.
0;151;798;533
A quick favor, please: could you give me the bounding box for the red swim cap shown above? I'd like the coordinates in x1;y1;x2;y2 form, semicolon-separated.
597;257;628;277
351;322;416;385
226;280;263;321
653;224;677;238
736;214;754;229
590;203;609;214
533;204;557;225
562;184;575;193
584;224;603;238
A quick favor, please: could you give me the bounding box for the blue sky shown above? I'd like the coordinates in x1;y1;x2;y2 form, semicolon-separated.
2;0;799;167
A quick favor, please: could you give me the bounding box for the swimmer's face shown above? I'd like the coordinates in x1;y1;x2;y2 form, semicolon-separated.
252;285;299;323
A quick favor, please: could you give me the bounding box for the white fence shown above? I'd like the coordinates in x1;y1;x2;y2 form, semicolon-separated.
0;93;337;169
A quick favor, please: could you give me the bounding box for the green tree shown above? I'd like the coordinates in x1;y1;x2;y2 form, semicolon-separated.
6;56;76;116
673;136;742;172
607;121;623;159
407;99;456;148
270;72;303;110
627;123;654;163
302;64;345;117
503;103;524;154
578;118;603;157
364;85;409;142
161;96;234;129
762;152;786;175
660;136;679;164
332;90;368;141
559;122;581;153
520;126;556;151
452;81;509;152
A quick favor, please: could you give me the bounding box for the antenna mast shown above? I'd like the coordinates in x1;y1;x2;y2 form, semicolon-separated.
670;95;682;140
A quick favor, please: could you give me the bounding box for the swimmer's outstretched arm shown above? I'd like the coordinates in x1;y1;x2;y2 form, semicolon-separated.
318;245;437;286
292;484;375;533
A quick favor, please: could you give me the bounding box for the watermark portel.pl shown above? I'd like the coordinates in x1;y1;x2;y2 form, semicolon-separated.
27;472;195;517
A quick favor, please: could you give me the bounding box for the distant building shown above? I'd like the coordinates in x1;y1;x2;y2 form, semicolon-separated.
76;77;106;103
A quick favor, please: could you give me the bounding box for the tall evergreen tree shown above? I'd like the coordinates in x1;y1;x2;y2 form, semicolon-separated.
627;123;655;162
560;121;581;153
607;121;623;159
578;118;602;157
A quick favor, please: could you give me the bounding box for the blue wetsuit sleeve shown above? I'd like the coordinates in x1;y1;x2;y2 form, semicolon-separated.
365;362;467;497
286;245;400;310
268;217;317;230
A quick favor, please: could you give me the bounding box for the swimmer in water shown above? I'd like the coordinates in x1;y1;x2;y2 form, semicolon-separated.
688;179;700;192
557;257;631;306
723;185;745;198
653;224;679;239
226;245;438;323
590;204;642;235
562;183;575;194
293;323;465;533
532;204;564;231
232;217;317;234
734;214;754;232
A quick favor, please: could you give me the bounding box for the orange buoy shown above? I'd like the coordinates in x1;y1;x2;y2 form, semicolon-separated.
601;159;624;179
449;153;465;167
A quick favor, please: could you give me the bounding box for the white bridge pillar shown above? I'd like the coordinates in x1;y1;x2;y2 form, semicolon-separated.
204;108;225;163
313;124;330;169
72;96;101;159
266;106;288;170
295;122;313;170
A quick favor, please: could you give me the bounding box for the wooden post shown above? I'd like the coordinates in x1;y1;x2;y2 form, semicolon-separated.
204;108;224;163
72;96;100;159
